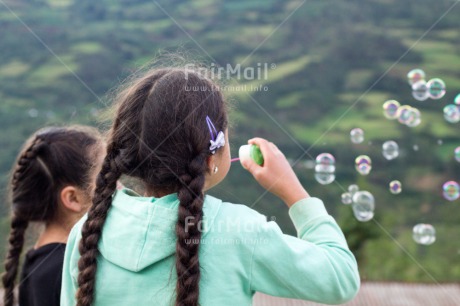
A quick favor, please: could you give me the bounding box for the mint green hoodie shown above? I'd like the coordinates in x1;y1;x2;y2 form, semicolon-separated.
61;188;360;305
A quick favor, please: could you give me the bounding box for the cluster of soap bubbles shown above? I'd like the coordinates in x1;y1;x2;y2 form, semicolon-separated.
382;100;421;127
355;155;372;175
350;128;364;144
412;224;436;245
408;69;446;101
443;93;460;123
341;185;375;222
442;181;460;201
408;69;459;125
315;69;458;246
314;153;335;185
441;92;459;212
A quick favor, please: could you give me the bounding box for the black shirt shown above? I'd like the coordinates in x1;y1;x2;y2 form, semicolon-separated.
19;243;66;306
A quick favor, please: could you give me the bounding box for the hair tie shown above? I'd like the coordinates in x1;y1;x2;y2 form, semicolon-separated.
206;116;225;154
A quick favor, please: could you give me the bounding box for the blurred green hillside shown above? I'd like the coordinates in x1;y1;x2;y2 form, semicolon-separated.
0;0;459;282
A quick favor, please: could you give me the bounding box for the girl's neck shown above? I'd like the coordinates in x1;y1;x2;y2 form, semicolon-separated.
35;221;71;249
144;186;175;198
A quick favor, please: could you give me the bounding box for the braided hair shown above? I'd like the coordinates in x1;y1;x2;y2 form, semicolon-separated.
2;126;103;306
76;67;228;306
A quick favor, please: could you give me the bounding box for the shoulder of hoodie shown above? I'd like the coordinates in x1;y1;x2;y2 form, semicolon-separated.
67;213;88;248
63;213;88;277
205;194;269;234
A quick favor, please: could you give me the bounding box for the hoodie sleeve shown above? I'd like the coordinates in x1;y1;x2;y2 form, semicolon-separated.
249;197;360;304
61;218;84;306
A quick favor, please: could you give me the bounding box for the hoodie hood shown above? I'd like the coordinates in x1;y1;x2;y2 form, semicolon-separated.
99;188;221;272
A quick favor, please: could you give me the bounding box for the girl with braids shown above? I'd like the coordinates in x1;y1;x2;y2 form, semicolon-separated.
62;67;360;306
2;125;104;306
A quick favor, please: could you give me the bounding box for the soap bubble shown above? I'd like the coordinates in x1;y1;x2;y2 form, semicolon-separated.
350;128;364;144
455;147;460;162
341;192;352;205
389;180;402;194
411;80;429;101
443;104;460;123
407;69;425;85
348;184;359;196
382;140;399;160
355;155;372;175
405;108;421;127
314;153;335;185
315;153;335;171
455;93;460;105
442;181;460;201
427;78;446;99
412;224;436;245
352;191;375;222
397;105;413;125
382;100;400;119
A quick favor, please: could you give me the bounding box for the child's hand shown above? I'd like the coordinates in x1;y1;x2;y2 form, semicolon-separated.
241;137;309;207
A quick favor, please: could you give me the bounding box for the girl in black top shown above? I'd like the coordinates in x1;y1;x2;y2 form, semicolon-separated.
2;126;104;306
19;243;66;306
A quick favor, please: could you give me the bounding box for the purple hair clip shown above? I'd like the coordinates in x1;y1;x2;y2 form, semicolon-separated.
206;115;225;154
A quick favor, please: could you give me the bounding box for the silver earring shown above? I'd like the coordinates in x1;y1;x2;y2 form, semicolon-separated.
213;166;218;174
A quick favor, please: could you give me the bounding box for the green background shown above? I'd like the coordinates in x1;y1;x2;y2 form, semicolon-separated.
0;0;459;283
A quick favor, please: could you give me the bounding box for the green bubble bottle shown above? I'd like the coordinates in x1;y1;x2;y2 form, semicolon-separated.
239;144;264;167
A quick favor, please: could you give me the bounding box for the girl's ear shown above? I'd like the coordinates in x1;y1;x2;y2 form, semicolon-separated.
60;186;86;214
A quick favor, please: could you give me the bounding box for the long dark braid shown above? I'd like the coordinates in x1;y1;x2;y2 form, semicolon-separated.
11;136;48;189
175;152;208;306
75;67;228;306
2;136;46;306
76;148;123;306
2;216;28;306
139;69;226;306
2;127;102;306
76;72;168;306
